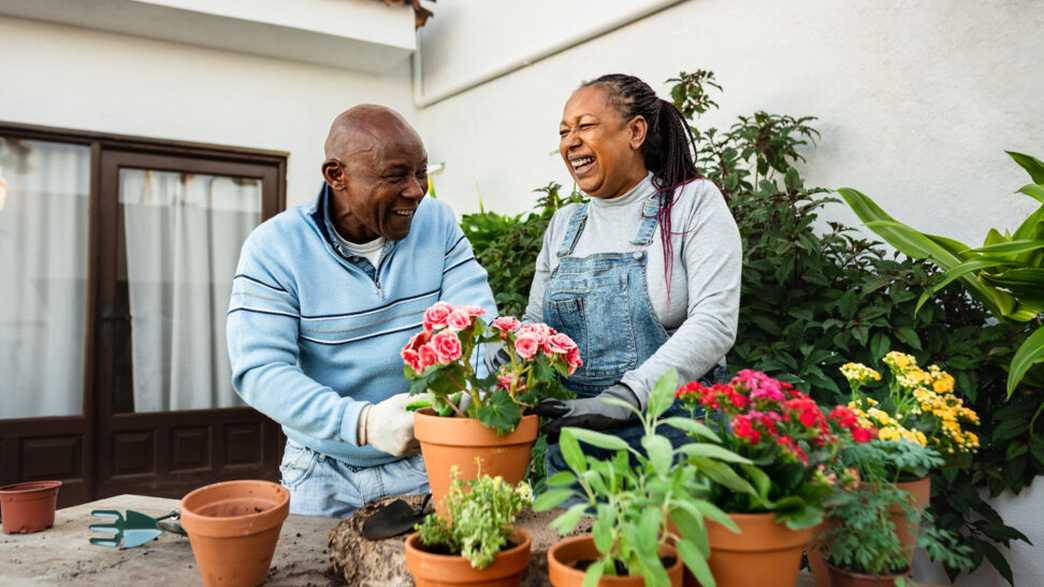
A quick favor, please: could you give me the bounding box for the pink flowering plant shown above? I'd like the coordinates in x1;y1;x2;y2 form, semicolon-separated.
402;302;580;434
675;369;877;529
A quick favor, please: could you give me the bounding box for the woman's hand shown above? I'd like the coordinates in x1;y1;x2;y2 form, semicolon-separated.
534;383;640;440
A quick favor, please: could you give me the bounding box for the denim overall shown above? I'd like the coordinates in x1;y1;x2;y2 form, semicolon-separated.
543;194;693;474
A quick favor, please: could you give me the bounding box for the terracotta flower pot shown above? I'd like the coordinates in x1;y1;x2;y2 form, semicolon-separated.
414;409;538;515
806;522;833;587
706;512;815;587
180;480;289;587
0;480;62;534
892;477;930;566
827;564;909;587
404;528;532;586
548;534;683;587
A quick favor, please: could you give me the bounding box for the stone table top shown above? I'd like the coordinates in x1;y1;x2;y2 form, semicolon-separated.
0;494;341;587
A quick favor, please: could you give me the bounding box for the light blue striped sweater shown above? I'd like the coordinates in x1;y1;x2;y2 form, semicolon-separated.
226;187;496;467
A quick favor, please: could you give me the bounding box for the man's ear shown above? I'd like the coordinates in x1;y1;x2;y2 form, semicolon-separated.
322;158;346;190
628;115;648;151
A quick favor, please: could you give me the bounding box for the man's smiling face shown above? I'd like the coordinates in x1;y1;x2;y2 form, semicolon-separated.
323;106;428;242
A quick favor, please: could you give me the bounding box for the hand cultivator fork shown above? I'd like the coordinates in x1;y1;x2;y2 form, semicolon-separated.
89;510;186;549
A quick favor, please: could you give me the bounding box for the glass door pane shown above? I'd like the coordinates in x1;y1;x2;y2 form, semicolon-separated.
0;137;90;419
115;168;261;413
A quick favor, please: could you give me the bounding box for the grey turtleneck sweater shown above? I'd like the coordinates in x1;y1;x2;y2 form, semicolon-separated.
524;174;742;405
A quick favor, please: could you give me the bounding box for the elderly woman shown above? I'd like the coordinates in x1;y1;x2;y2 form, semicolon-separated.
528;73;742;466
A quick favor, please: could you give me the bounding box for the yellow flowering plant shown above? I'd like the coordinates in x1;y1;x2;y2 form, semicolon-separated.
840;351;980;469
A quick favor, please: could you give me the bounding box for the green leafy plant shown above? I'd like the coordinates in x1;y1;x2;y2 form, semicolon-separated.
826;440;973;582
402;303;578;434
839;152;1044;398
415;469;532;569
533;370;747;587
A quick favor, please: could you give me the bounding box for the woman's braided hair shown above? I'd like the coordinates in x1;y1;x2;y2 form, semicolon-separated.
580;73;700;288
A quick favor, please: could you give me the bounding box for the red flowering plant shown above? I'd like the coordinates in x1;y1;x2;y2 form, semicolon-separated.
675;369;876;529
402;302;580;434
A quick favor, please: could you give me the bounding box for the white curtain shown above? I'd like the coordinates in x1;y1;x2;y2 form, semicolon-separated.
0;138;90;419
120;169;259;412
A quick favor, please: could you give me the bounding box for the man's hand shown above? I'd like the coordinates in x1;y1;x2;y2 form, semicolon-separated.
358;393;419;457
533;383;640;440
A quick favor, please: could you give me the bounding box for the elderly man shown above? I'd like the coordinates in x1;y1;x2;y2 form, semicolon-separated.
227;105;496;516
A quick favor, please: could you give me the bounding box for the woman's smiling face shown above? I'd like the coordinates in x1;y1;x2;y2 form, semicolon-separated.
559;85;648;199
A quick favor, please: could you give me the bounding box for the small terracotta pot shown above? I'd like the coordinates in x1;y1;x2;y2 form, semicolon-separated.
0;480;62;534
892;477;930;566
706;512;815;587
827;564;909;587
806;522;833;587
180;480;289;587
404;528;532;586
414;410;538;516
548;534;683;587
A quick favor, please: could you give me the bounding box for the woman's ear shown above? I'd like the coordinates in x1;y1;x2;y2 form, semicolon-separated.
629;115;648;151
322;158;346;190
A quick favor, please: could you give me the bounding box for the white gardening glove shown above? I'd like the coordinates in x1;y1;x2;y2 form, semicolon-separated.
357;393;418;457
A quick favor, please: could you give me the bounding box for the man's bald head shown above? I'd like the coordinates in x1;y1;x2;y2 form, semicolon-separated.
324;104;421;161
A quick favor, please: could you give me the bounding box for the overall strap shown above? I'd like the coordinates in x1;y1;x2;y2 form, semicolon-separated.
631;193;665;247
556;203;590;257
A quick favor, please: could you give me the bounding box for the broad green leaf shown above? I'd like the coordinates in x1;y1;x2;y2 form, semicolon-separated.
924;233;974;258
582;559;605;587
742;463;773;500
691;500;739;533
895;326;923;350
649;369;679;418
550;503;588;535
559;429;587;474
676;537;716;587
1008;324;1044;398
546;471;577;487
690;457;757;496
1018;183;1044;205
669;506;707;556
679;443;752;464
637;507;663;556
837;188;898;224
593;507;614;551
916;257;1017;313
1013;205;1044;241
662;417;722;442
866;220;954;261
965;240;1044;256
642;435;673;474
534;488;575;512
568;427;632;452
1008;151;1044;184
475;388;522;435
981;268;1044;289
870;332;891;360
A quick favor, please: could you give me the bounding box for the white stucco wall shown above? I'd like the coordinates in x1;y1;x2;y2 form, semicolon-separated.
0;15;417;207
414;2;1044;585
416;0;1044;249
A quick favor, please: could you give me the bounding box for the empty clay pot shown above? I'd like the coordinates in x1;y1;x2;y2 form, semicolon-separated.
828;564;909;587
548;534;683;587
180;480;289;587
414;410;538;516
0;480;62;534
706;512;815;587
404;529;532;587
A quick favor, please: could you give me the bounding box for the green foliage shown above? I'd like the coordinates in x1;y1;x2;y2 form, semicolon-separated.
534;370;747;587
415;470;532;569
825;439;974;577
460;182;585;316
839;151;1044;397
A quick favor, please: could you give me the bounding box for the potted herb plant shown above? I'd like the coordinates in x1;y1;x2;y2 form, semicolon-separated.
535;370;745;587
404;469;533;587
404;302;579;514
840;352;979;563
674;370;876;587
820;439;974;586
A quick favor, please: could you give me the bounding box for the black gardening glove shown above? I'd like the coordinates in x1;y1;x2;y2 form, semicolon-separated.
534;383;640;441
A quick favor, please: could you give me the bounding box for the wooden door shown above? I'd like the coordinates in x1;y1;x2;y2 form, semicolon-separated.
92;151;283;499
